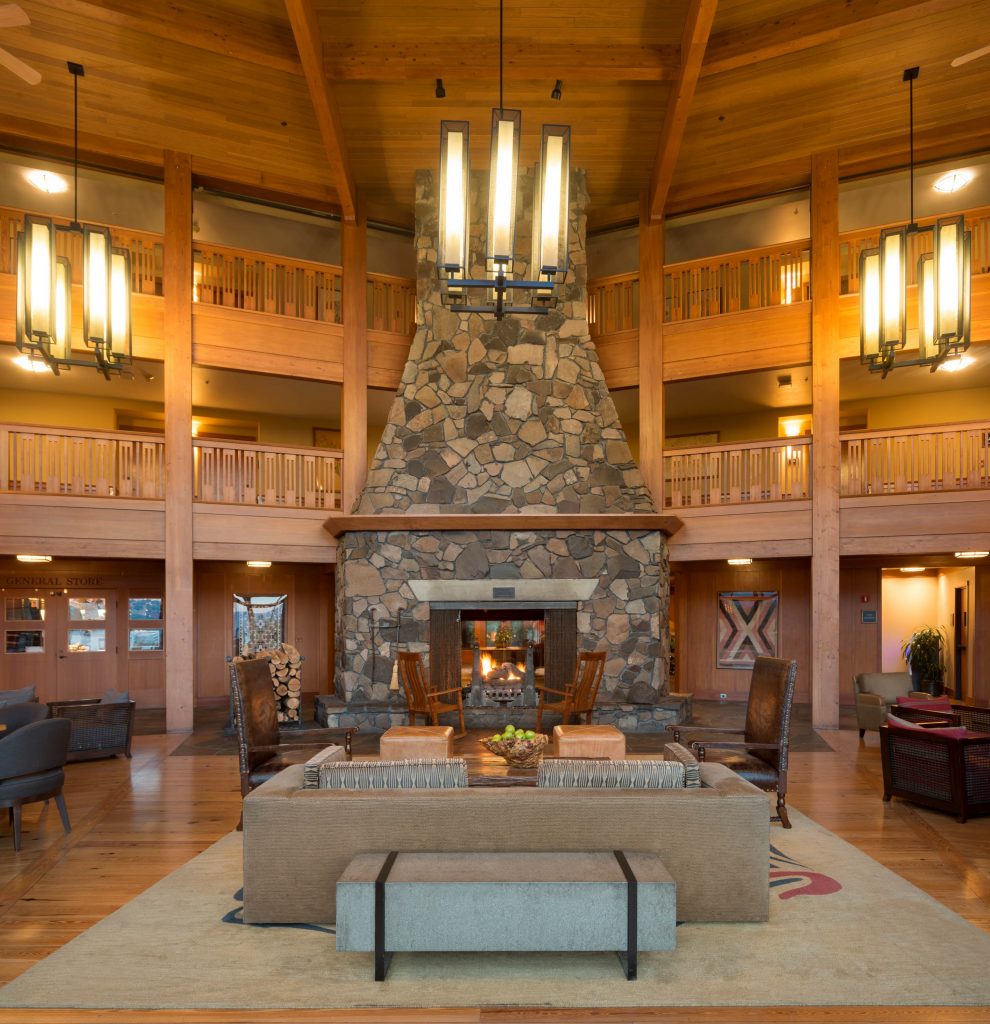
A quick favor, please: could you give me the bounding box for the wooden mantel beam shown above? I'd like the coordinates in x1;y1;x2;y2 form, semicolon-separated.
284;0;357;222
647;0;719;222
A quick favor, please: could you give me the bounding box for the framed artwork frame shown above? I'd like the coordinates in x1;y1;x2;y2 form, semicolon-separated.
312;427;342;450
666;431;720;450
717;591;778;670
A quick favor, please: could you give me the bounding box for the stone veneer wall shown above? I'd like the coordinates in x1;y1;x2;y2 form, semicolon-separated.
335;167;669;705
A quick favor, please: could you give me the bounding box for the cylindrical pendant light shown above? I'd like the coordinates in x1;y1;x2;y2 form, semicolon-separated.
934;215;970;351
109;247;132;361
917;251;936;362
486;108;520;272
878;227;906;352
16;215;56;349
83;224;112;349
53;256;72;363
859;247;881;365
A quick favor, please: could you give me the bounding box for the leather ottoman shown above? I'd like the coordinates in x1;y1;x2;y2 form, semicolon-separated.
379;725;454;760
552;724;626;759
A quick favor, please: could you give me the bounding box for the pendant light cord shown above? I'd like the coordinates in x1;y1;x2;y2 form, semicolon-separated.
909;73;914;227
72;68;79;226
498;0;503;114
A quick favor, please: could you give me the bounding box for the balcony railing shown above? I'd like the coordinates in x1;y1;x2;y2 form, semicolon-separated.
1;425;343;511
588;272;639;337
193;438;342;510
664;437;811;508
840;422;990;496
1;424;166;499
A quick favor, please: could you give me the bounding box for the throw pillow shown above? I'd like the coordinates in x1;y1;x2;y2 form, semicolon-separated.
538;758;686;789
318;758;468;790
302;744;347;788
99;688;131;704
662;742;702;787
886;714;967;739
0;685;37;707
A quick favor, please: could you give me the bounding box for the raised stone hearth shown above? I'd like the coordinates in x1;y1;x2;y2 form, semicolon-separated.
328;167;682;732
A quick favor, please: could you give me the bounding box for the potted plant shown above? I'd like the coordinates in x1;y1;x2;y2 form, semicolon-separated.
902;625;948;697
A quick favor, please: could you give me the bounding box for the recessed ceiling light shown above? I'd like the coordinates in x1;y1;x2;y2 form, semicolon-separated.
12;354;51;373
937;354;974;373
16;554;52;563
246;561;272;568
25;169;68;194
932;170;972;193
899;566;926;573
954;551;989;558
727;558;753;566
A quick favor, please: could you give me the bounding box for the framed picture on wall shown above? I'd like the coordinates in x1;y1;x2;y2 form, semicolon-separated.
665;431;720;450
313;427;342;450
717;591;779;669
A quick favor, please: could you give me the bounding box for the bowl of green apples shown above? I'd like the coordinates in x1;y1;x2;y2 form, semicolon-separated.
481;724;548;767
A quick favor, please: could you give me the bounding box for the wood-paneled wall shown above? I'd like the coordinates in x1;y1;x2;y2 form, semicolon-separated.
838;566;882;705
193;561;333;709
670;559;812;703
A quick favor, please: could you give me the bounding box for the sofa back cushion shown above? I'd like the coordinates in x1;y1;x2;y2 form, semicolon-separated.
0;685;37;708
538;758;686;789
317;758;468;790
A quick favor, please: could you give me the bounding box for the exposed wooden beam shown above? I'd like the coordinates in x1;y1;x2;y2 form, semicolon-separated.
284;0;357;222
43;0;302;76
647;0;719;222
702;0;971;78
324;41;679;82
638;197;665;509
341;207;368;514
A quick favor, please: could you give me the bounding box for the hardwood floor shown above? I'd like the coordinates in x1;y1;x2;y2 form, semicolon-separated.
0;712;988;1024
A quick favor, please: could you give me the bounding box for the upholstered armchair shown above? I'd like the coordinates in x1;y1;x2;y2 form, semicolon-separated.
852;672;918;737
0;702;48;737
0;717;72;850
670;656;797;827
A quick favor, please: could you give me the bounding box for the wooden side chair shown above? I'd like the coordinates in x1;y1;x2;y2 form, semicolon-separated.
670;655;797;828
535;650;607;732
397;652;465;733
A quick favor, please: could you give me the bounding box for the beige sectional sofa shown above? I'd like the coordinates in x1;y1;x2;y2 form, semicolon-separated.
242;762;771;925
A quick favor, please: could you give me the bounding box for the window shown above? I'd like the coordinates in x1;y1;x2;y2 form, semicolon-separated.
5;597;45;621
67;628;106;653
128;595;164;654
232;594;287;657
6;630;44;653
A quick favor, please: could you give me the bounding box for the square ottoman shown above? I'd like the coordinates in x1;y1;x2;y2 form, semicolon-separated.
380;725;454;760
553;724;626;759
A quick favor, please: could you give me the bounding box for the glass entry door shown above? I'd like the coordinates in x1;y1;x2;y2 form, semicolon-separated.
55;590;117;701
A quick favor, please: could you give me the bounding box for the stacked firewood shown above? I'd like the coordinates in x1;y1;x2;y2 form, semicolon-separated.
234;644;304;723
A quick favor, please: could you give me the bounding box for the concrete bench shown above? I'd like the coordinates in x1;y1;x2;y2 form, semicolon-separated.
336;850;676;980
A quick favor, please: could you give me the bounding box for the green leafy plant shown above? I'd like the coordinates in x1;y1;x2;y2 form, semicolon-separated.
901;625;948;686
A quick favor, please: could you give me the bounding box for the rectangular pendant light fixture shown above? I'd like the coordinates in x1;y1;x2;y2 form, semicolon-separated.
486;108;520;273
109;247;132;360
532;124;570;280
83;224;111;349
438;120;470;293
859;247;881;365
878;227;906;352
16;215;56;347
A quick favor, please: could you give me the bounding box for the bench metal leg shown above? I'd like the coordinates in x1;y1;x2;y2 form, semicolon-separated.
613;850;637;980
374;851;398;981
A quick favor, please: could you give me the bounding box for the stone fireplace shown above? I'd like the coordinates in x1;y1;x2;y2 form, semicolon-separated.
319;168;686;733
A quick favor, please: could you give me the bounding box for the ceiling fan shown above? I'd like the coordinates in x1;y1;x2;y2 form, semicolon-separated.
951;44;990;68
0;3;40;85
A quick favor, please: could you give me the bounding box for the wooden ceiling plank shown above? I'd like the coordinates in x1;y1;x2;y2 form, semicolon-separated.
648;0;719;221
324;41;680;82
702;0;971;78
40;0;302;77
284;0;357;222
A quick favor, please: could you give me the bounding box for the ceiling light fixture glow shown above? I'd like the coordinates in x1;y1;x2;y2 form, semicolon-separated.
12;353;50;373
899;566;926;573
246;561;272;568
25;169;68;194
16;554;52;563
933;170;972;194
936;354;974;373
727;558;753;566
954;551;989;559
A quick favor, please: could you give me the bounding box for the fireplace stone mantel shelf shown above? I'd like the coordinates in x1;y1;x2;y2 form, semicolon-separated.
323;513;683;539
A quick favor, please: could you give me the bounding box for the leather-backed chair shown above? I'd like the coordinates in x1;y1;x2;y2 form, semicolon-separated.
535;651;607;732
671;656;797;828
0;717;72;851
852;672;916;737
397;652;465;733
230;657;357;803
0;701;49;737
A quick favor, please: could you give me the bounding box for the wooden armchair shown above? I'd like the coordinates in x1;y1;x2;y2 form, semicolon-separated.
535;650;607;732
670;656;797;828
397;652;465;733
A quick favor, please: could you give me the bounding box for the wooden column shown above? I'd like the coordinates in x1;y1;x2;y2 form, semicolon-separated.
810;151;841;731
638;197;665;509
341;208;368;514
164;151;194;733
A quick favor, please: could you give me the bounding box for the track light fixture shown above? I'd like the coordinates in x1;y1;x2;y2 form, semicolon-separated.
551;80;562;100
435;78;445;99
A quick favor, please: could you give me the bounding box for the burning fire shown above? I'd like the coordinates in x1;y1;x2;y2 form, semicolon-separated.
480;656;525;684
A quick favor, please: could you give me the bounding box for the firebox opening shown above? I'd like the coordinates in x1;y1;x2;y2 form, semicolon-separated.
459;609;546;689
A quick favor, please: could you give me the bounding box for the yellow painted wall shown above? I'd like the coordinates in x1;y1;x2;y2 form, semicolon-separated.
880;575;940;672
850;386;990;431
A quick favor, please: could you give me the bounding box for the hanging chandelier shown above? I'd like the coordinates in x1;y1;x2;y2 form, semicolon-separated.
436;0;570;319
860;67;971;377
15;61;132;379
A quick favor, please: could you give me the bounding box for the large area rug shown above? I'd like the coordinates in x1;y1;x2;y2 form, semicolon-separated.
2;808;989;1009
